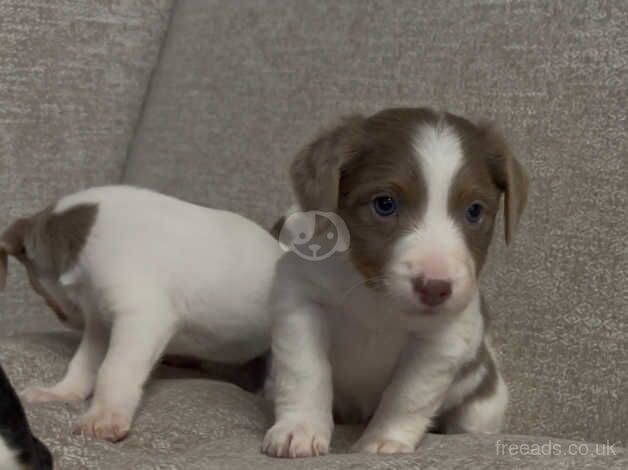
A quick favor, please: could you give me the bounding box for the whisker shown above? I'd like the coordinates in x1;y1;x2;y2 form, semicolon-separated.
340;274;389;303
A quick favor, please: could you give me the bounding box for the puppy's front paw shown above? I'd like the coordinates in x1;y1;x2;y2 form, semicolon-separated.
262;420;330;458
352;436;415;454
21;385;84;404
73;406;131;442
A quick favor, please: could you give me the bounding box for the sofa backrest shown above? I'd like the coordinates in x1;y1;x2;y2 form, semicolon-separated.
126;0;626;443
0;0;173;333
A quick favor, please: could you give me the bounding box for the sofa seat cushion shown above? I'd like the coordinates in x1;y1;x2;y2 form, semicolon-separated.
1;333;625;469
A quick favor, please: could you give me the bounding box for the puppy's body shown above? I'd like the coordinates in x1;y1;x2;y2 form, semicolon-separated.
1;185;282;441
264;108;527;457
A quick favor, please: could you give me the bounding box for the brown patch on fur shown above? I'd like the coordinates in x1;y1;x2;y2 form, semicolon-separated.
461;119;529;244
435;337;499;432
444;114;504;272
0;203;98;322
292;108;439;283
290;107;528;284
0;218;29;289
443;296;499;416
452;298;495;392
27;204;98;277
269;216;285;240
290;114;365;213
22;260;68;322
338;110;435;283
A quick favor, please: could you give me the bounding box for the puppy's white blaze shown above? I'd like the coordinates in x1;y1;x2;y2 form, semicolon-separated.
0;439;19;470
410;124;473;274
413;123;464;220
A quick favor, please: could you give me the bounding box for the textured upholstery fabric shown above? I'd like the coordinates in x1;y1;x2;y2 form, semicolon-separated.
1;334;626;470
0;0;174;334
124;0;628;444
1;0;626;468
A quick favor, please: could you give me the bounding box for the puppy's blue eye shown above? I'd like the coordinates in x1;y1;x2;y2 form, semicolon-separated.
465;202;484;224
372;195;397;217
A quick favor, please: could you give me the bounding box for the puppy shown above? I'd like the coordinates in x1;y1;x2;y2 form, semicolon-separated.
263;108;528;457
0;364;53;469
0;185;282;441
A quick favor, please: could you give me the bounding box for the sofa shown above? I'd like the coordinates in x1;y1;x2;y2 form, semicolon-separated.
0;1;626;468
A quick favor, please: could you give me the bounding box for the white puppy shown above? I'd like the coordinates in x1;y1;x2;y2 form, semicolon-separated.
0;185;282;441
263;108;528;457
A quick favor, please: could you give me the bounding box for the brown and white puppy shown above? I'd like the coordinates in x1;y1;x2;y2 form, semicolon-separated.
263;108;528;457
0;186;282;441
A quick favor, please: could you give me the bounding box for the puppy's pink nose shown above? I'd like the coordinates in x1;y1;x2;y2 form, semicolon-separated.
413;277;452;307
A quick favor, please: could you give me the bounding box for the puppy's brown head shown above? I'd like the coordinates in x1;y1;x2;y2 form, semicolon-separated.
0;204;97;323
290;108;528;315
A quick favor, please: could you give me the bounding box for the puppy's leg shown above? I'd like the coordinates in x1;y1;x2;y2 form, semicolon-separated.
262;305;333;458
73;289;178;442
22;316;107;403
352;339;455;455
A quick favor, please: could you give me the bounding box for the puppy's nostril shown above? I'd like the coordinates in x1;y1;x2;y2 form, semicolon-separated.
413;277;452;307
308;243;321;253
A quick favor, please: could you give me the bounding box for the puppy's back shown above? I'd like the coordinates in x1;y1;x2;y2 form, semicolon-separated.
57;185;281;285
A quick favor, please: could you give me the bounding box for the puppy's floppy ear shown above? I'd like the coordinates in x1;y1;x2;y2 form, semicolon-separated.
480;123;529;244
0;218;30;289
290;115;364;212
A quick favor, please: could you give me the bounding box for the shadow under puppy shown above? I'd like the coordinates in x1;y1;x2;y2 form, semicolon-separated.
0;185;282;442
263;107;528;457
0;364;52;469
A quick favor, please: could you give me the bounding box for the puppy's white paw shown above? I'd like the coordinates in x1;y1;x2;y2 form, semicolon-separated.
73;406;131;442
262;420;330;458
352;436;415;454
21;385;84;404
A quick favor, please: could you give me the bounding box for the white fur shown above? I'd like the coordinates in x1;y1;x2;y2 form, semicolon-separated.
263;123;506;457
21;185;282;441
385;124;475;315
0;439;19;470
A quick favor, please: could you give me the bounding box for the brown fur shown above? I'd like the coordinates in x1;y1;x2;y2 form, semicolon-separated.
0;203;98;323
478;122;529;244
260;110;524;431
289;107;528;282
337;109;437;283
285;108;524;435
290;114;365;213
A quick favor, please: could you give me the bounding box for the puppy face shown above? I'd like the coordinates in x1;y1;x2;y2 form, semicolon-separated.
291;108;528;316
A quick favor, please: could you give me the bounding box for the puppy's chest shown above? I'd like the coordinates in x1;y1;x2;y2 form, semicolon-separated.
328;318;406;423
